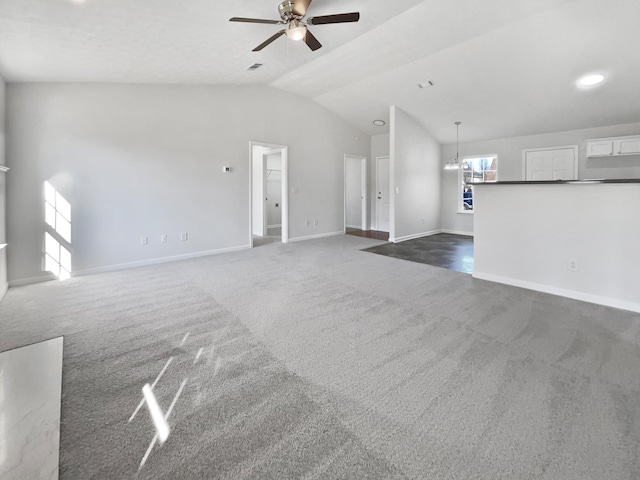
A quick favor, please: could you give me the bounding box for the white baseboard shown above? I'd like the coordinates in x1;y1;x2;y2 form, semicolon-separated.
74;245;251;276
345;224;362;229
393;229;442;243
442;229;474;237
473;271;640;314
9;273;57;288
9;246;251;286
289;231;344;243
267;224;282;229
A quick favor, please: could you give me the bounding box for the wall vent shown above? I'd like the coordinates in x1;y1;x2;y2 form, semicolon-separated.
418;81;435;88
247;63;263;71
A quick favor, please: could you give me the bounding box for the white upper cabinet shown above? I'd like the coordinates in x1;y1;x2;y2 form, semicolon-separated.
586;135;640;157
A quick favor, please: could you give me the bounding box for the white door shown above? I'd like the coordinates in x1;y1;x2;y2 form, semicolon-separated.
376;156;390;232
524;147;578;181
345;156;365;230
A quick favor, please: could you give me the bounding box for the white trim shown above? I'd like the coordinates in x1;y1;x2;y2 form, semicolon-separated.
441;229;474;237
267;224;282;229
521;145;578;181
393;229;442;243
0;165;8;173
473;271;640;314
0;282;8;302
345;224;361;229
0;243;7;250
288;231;344;243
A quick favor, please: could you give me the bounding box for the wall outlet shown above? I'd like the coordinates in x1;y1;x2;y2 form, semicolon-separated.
567;258;579;271
141;236;148;246
161;234;168;243
305;220;310;227
181;232;188;241
314;219;318;226
292;187;299;194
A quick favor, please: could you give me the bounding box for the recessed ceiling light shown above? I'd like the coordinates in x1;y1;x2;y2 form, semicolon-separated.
373;120;386;126
578;73;605;87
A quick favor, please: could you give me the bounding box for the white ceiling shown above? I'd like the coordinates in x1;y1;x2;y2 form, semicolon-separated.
0;0;638;143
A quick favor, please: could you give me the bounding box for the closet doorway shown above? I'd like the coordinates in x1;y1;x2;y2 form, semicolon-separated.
250;142;288;247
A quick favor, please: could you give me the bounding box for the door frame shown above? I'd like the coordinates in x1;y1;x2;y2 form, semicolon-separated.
249;141;289;247
375;155;390;232
343;155;367;232
521;145;578;180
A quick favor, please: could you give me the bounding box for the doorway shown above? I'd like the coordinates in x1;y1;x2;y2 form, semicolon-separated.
250;142;288;247
376;156;390;233
344;155;367;232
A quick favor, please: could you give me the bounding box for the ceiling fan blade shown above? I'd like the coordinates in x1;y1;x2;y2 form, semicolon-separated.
307;12;360;25
229;17;282;25
303;29;322;51
293;0;312;17
253;30;286;51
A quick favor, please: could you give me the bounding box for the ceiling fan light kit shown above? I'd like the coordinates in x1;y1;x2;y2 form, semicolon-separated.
286;20;307;41
230;0;360;52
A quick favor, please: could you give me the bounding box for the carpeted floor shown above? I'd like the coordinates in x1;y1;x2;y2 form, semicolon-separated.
1;234;640;479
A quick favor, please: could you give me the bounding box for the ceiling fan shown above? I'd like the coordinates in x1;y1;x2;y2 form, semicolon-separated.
230;0;360;52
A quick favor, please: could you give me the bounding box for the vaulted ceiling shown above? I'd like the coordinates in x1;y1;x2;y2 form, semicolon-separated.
0;0;638;143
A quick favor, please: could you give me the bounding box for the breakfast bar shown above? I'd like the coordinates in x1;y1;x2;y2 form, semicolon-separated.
472;179;640;312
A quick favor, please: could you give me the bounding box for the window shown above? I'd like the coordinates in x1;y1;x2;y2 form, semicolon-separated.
458;156;498;212
44;181;72;280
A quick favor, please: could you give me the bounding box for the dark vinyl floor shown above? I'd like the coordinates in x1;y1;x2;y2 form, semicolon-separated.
346;228;389;241
362;233;474;274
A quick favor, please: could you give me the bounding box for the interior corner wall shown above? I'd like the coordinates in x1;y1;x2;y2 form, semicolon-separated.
389;106;441;242
440;122;640;236
370;133;390;230
5;84;370;284
0;74;7;300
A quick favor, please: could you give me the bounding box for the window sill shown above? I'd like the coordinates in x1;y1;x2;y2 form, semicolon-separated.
457;210;474;215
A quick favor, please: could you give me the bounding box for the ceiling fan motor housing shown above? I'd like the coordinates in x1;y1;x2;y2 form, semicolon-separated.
278;1;303;21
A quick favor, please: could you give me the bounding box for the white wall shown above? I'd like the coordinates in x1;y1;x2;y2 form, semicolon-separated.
370;133;389;230
0;74;7;300
265;152;281;228
441;122;640;235
390;106;441;242
6;84;369;284
474;183;640;313
344;156;362;228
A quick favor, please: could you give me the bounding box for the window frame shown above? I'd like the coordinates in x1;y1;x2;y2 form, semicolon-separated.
457;154;498;214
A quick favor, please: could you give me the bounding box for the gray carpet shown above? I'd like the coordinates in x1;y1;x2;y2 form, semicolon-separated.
1;234;640;479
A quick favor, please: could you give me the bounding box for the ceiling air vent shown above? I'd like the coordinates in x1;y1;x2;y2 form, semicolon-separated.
247;63;263;71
